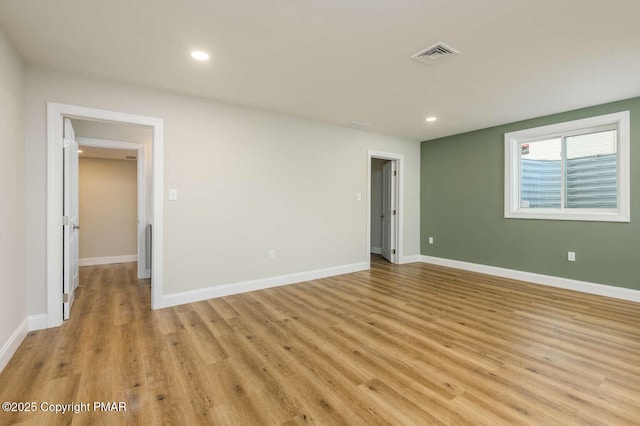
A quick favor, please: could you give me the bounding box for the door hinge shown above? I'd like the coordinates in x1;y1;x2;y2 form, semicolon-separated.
392;210;396;215
393;170;397;176
392;249;396;255
63;293;69;303
63;216;70;226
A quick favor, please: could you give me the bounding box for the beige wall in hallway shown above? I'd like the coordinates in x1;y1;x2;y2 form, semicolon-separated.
79;157;137;259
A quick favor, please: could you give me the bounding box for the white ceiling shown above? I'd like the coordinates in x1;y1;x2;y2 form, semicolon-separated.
70;118;153;144
70;118;150;160
1;0;639;141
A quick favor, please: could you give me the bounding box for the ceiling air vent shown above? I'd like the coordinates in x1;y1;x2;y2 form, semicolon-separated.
126;156;137;160
411;42;459;65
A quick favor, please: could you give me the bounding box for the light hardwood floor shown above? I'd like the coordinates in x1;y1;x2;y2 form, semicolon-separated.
1;257;639;425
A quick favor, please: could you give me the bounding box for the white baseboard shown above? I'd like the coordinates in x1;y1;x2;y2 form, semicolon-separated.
0;318;28;373
0;314;52;372
28;314;48;331
421;255;640;303
159;261;369;309
79;255;138;266
400;255;421;264
370;247;382;255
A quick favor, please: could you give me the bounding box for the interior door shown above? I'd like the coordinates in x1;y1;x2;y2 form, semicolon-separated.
63;118;80;320
381;160;397;263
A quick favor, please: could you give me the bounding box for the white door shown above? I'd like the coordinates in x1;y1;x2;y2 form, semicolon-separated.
63;118;80;320
381;160;397;263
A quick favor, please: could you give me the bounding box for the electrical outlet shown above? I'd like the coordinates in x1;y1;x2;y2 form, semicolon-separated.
268;249;276;259
568;251;576;262
428;237;434;245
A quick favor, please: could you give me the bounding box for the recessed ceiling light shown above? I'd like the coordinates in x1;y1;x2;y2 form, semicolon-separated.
77;150;83;153
191;50;210;61
425;116;437;122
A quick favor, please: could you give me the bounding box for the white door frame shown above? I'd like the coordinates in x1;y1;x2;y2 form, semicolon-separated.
366;150;403;267
76;136;149;280
46;102;164;328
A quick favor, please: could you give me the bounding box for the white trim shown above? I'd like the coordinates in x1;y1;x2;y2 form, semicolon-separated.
79;255;138;266
76;137;150;279
28;314;48;331
0;318;28;373
370;246;382;255
367;151;404;267
420;255;640;303
504;111;630;222
158;262;368;309
399;255;421;264
46;102;164;328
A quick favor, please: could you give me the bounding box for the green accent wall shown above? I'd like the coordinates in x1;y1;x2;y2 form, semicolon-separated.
421;97;640;290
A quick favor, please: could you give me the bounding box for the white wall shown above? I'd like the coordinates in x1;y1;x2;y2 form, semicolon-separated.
370;159;386;252
25;66;421;315
0;28;25;366
79;158;137;259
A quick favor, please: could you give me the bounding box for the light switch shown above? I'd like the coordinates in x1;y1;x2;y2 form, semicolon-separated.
168;188;178;201
356;192;362;201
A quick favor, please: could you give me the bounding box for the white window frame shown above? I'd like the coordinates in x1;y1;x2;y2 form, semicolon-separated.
504;111;630;222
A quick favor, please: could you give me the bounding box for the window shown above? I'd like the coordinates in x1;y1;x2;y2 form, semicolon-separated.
504;111;630;222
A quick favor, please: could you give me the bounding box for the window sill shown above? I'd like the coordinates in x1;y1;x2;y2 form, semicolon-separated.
504;209;630;223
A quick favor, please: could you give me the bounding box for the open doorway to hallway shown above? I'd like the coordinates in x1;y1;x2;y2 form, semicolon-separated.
368;153;401;264
370;159;389;261
47;102;164;328
63;118;152;320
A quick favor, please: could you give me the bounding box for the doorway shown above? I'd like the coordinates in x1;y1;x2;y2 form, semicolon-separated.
46;102;164;328
367;151;403;265
72;118;151;281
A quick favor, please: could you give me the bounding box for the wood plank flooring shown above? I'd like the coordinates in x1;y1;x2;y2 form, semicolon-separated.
1;256;639;425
